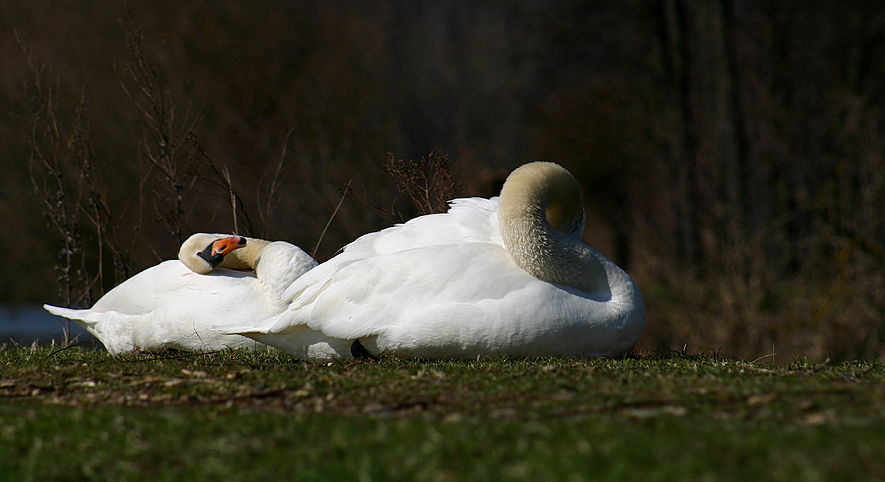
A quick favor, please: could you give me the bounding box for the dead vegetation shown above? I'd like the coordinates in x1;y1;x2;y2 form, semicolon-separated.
347;149;462;224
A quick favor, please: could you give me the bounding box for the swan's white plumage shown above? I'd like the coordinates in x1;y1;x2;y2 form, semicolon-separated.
44;235;317;354
224;162;645;361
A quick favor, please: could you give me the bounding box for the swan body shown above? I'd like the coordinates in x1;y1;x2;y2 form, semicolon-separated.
224;161;644;361
44;233;317;354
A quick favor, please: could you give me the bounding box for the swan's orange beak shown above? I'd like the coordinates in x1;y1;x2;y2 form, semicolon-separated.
211;236;247;257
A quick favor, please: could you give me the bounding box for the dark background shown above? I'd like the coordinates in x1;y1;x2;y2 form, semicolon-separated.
2;0;884;361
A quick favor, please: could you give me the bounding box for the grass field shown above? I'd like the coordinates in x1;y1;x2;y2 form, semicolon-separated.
1;346;883;481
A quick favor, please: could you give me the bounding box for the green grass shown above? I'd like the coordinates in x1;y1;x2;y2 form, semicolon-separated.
1;347;884;481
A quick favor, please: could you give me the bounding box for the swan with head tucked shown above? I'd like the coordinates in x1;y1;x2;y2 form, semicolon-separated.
222;161;644;360
44;233;317;354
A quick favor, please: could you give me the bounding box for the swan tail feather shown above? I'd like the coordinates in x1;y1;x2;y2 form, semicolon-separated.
43;304;100;329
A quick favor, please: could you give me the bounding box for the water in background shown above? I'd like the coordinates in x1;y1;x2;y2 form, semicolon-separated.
0;305;98;348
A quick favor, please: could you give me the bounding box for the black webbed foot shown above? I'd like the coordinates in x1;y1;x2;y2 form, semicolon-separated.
350;339;378;360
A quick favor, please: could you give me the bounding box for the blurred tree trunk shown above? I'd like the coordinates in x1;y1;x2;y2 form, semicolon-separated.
657;0;753;280
657;0;702;272
721;0;751;282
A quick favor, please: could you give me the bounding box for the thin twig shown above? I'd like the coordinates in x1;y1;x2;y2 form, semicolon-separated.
750;352;778;365
258;128;295;237
47;341;86;358
223;165;237;234
312;180;352;258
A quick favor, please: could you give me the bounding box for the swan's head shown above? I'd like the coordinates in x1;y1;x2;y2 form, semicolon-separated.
499;161;585;240
179;233;247;274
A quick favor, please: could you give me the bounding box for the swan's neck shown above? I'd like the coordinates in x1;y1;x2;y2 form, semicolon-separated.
179;234;316;297
216;238;271;271
497;162;608;294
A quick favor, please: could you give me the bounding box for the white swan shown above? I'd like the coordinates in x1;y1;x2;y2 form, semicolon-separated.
223;161;644;360
43;233;317;354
